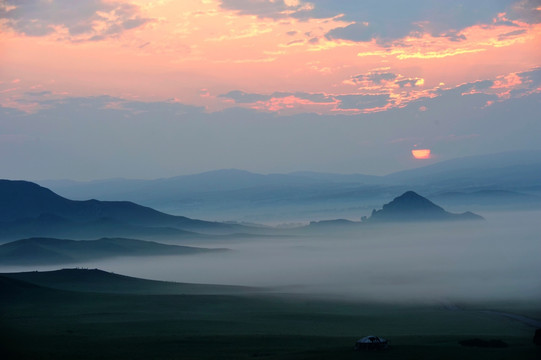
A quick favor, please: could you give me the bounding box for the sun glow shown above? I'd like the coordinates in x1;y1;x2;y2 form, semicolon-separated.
412;149;431;159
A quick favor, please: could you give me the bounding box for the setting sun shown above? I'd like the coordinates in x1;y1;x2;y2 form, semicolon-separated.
412;149;431;159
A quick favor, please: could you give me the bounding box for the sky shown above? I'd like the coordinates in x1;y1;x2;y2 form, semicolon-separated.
1;0;540;180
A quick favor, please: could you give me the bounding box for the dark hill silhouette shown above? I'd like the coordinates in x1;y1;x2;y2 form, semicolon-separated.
366;191;484;222
0;237;227;265
0;180;223;227
1;268;254;295
0;180;249;241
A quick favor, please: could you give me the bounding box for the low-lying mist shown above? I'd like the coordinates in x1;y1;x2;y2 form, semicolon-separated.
2;211;540;304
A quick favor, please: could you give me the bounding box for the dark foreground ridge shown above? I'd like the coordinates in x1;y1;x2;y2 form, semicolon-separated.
0;268;254;295
366;191;484;222
0;268;537;360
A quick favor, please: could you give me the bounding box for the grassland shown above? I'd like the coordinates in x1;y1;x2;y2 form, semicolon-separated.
0;269;538;359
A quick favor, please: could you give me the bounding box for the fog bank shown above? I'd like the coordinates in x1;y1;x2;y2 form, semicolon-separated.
2;211;539;303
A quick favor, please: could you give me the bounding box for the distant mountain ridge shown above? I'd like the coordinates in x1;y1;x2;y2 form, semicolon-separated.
384;150;541;187
34;150;541;222
39;150;541;193
366;191;484;222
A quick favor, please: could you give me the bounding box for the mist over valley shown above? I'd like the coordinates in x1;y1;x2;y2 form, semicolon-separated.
2;158;539;305
1;151;540;359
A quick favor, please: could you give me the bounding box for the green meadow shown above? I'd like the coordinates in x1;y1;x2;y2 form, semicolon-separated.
0;270;538;359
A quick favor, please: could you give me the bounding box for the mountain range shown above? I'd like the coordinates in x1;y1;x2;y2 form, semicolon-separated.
0;177;487;244
35;150;541;222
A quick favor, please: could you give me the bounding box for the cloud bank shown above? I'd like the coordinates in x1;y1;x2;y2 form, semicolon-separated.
220;0;541;44
0;0;152;41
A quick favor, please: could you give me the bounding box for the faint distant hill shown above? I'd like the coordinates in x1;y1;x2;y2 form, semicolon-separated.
365;191;484;223
0;237;227;266
38;169;381;201
384;150;541;189
0;180;251;242
431;190;541;211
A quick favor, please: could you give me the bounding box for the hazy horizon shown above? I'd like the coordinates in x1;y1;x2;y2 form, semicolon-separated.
1;1;540;180
8;148;537;182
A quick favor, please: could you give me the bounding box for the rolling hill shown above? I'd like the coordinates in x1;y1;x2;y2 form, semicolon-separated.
0;269;537;359
0;237;227;265
0;268;252;295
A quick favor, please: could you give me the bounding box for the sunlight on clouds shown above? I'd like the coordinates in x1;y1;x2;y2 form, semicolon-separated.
492;73;523;90
284;0;300;7
214;57;277;64
0;1;539;115
253;95;337;114
307;38;357;52
357;21;537;61
397;48;486;60
205;26;274;42
356;43;486;60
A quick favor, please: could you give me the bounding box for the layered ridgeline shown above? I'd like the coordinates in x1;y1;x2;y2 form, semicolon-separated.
365;191;484;222
38;151;541;222
0;237;227;265
0;180;254;242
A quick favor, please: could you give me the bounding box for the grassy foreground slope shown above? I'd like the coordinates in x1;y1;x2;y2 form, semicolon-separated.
1;268;253;295
0;270;538;360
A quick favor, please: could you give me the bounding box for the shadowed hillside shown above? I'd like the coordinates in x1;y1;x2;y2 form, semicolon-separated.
0;268;254;295
0;180;257;242
0;180;232;228
0;237;228;265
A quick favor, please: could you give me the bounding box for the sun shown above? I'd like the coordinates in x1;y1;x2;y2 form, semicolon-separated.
412;149;431;159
